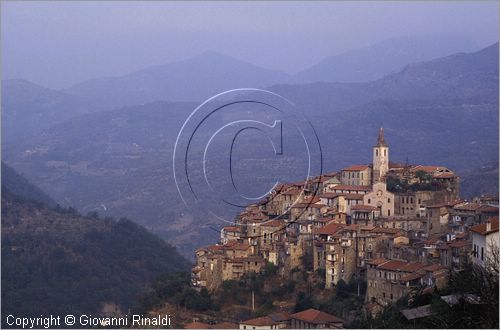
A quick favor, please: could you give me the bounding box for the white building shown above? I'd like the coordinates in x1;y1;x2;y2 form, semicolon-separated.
471;217;499;268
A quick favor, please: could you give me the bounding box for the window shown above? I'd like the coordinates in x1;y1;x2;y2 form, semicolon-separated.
368;199;371;204
390;293;393;300
418;199;421;204
388;198;391;203
376;150;378;156
383;292;386;298
388;209;391;216
384;149;387;156
481;247;484;261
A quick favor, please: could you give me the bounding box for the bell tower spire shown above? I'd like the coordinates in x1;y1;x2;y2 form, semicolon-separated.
377;127;387;147
373;127;389;183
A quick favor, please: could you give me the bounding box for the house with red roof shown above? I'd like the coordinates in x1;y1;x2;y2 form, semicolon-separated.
471;217;499;268
341;164;372;186
366;258;427;306
289;308;343;329
239;312;290;329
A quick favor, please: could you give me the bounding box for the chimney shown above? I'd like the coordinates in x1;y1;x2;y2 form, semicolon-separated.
486;219;492;232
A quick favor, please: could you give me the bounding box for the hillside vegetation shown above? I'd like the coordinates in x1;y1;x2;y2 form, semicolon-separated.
1;165;191;323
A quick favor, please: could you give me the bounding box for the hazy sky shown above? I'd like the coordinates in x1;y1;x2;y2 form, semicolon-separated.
2;1;498;89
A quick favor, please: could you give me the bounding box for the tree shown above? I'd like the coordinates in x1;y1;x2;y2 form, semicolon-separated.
262;262;278;277
294;291;314;312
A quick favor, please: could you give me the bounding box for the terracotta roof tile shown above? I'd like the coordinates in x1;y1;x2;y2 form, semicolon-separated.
422;264;447;272
225;241;250;250
260;219;285;228
448;240;471;248
454;203;483;211
470;217;499;235
241;316;277;326
399;272;424;282
331;185;371;191
342;165;370;171
316;223;344;235
377;260;425;272
222;226;241;232
268;312;291;322
479;206;499;214
290;308;343;324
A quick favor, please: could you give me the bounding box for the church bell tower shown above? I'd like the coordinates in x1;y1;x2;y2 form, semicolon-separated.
373;127;389;183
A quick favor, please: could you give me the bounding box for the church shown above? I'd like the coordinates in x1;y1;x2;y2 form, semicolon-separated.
338;127;460;221
364;128;395;217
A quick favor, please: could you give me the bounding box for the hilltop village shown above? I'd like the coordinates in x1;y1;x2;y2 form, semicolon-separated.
191;128;499;327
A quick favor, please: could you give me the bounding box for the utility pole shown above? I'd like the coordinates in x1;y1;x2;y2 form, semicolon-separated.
252;289;255;311
356;232;360;297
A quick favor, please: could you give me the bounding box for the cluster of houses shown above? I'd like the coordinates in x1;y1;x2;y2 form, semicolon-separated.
185;308;344;329
190;128;499;327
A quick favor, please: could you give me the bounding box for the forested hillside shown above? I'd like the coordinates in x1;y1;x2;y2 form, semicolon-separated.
1;165;191;323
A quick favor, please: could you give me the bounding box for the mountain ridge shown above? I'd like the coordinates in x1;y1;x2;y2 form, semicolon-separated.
294;35;480;83
4;43;498;258
64;51;291;106
1;164;191;320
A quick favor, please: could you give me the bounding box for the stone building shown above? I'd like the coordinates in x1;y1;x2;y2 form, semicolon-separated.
366;259;426;305
471;217;499;268
373;127;389;183
289;309;344;329
364;182;395;218
341;165;372;186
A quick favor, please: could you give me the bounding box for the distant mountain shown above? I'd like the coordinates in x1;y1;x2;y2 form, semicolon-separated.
459;161;499;199
1;79;103;144
270;42;499;113
294;35;479;83
1;161;56;207
2;37;486;148
3;44;498;258
64;51;291;107
1;164;191;320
